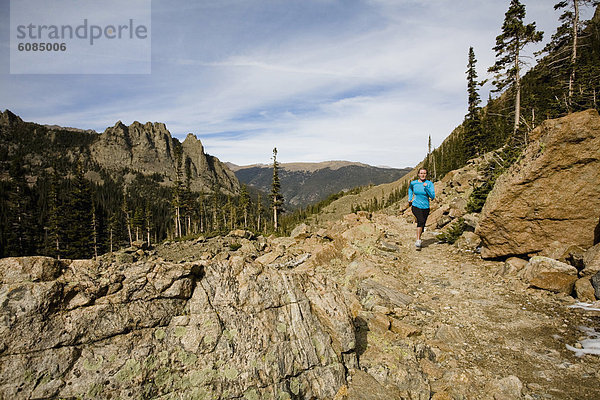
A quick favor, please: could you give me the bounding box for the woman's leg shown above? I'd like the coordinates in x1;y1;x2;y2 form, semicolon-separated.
412;206;430;247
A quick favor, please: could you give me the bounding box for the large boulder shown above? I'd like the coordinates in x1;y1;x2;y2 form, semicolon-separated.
476;110;600;259
0;254;357;399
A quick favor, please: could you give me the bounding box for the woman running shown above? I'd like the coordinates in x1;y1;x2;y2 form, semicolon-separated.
408;168;435;250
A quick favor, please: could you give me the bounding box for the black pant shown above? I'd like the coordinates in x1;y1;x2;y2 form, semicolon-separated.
411;206;430;228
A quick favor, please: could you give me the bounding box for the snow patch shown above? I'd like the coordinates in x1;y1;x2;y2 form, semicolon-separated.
568;302;600;312
566;326;600;357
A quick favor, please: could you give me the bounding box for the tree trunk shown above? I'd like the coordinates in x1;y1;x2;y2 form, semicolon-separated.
569;0;579;112
146;220;151;247
514;47;521;136
126;212;133;246
175;206;181;238
92;207;98;259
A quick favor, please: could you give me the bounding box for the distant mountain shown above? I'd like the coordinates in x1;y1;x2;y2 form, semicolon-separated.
229;161;412;209
0;109;239;195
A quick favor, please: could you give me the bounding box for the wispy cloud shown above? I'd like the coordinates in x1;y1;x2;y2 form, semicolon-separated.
0;0;584;167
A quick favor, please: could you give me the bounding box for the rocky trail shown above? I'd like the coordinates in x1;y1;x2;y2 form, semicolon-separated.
2;208;600;399
346;212;600;399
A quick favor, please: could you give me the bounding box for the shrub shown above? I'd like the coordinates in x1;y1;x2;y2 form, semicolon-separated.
437;218;467;244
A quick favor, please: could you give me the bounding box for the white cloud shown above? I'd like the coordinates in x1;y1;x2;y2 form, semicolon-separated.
0;0;577;168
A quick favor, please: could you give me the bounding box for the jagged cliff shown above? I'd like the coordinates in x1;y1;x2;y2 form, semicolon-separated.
0;110;239;195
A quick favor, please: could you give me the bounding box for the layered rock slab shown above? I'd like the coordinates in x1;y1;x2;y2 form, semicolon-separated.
0;255;356;399
476;109;600;258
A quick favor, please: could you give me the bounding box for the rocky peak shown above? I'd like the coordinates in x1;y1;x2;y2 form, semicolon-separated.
91;120;239;194
182;133;205;163
0;109;23;127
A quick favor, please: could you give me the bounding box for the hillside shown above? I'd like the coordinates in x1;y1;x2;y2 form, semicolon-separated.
0;110;241;259
230;161;411;209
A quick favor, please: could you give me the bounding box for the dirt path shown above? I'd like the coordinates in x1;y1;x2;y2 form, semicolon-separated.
366;213;600;399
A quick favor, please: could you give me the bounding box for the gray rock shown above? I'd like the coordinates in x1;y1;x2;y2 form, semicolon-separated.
575;277;597;302
462;213;480;231
455;231;481;251
377;240;399;252
477;110;600;258
434;324;465;345
484;375;523;400
357;278;413;310
347;369;403;400
560;245;586;270
0;256;63;284
591;272;600;299
0;255;356;399
500;257;529;276
290;223;310;239
90;121;239;195
448;197;467;218
582;243;600;277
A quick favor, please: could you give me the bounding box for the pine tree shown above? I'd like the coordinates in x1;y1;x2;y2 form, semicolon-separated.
489;0;543;136
540;1;599;112
145;200;152;247
464;47;483;159
270;148;284;231
184;157;194;235
45;171;62;258
239;184;250;228
211;183;219;232
108;211;118;253
64;161;93;258
198;191;206;233
91;199;98;259
172;145;184;238
256;193;262;232
122;190;133;246
5;159;35;256
133;207;144;241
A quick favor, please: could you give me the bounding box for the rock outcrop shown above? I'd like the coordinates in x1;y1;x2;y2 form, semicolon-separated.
519;256;579;294
91;122;238;194
0;253;356;399
476;109;600;259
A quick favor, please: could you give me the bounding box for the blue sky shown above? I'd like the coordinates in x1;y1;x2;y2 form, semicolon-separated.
0;0;595;168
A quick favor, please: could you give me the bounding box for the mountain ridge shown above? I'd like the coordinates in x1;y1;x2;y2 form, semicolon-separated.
231;161;412;209
0;109;239;195
227;160;408;173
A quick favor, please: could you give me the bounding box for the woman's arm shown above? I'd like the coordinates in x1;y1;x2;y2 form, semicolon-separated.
426;181;435;200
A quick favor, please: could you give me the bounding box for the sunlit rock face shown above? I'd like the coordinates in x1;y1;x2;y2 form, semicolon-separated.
477;109;600;259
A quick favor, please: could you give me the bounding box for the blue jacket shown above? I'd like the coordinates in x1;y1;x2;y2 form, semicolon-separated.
408;179;435;209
